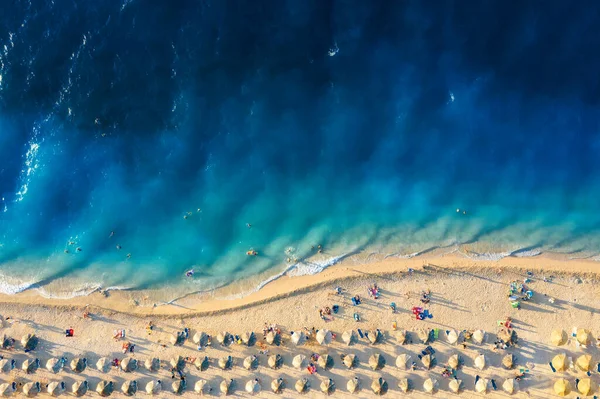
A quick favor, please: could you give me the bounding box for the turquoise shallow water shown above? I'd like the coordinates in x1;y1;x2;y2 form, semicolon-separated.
1;1;600;297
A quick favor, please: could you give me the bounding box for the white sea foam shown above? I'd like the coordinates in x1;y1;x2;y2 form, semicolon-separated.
0;279;35;295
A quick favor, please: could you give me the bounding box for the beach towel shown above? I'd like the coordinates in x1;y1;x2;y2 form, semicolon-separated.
433;329;440;340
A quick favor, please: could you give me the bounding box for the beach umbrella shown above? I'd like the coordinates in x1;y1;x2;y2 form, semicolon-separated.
424;378;437;394
120;357;137;372
70;357;87;373
0;382;16;397
369;353;385;370
266;331;280;345
396;330;407;344
220;379;233;395
396;354;411;370
502;354;514;369
554;378;570;396
371;378;387;396
170;356;184;371
422;354;433;369
194;356;209;371
46;357;66;373
241;331;255;346
552;353;568;372
169;333;184;346
217;331;230;345
96;357;110;373
46;381;65;397
218;356;232;370
475;378;487;393
577;329;591;346
271;378;284;394
368;330;382;344
551;329;567;346
320;379;335;395
447;330;459;345
71;381;88;397
474;354;486;370
0;359;15;373
172;379;186;394
245;379;260;395
318;354;333;369
473;330;485;344
145;380;161;395
291;331;305;346
21;334;38;352
342;330;357;345
295;379;308;394
498;329;513;343
292;354;306;369
145;357;160;372
243;355;257;370
503;378;517;395
23;382;41;397
96;381;113;397
121;381;137;396
578;378;594;396
449;379;462;393
22;358;40;374
316;329;332;345
347;377;359;394
343;354;356;369
192;331;205;344
1;336;14;350
577;354;593;372
398;378;409;393
448;354;460;369
268;354;282;369
194;380;209;395
417;329;431;344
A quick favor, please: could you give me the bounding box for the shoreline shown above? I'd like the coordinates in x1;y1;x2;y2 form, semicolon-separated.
1;251;599;317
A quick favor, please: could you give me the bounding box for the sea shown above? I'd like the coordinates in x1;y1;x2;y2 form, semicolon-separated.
1;0;600;300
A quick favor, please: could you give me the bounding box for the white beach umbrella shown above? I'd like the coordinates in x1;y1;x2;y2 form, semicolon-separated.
194;380;209;395
120;357;137;372
295;379;309;394
342;330;357;345
318;354;333;369
21;334;38;351
70;357;87;373
220;379;233;395
368;329;382;344
0;359;15;373
71;381;88;397
291;331;305;346
371;378;387;395
46;357;66;373
271;378;284;394
292;354;306;369
217;331;230;345
423;378;437;394
172;379;186;394
266;331;279;345
170;355;184;371
396;354;410;370
0;382;16;397
96;357;110;373
449;379;462;393
447;329;459;345
343;354;356;369
241;331;254;345
474;354;486;370
23;382;41;397
193;331;206;345
145;357;160;372
245;379;260;395
475;378;488;393
194;356;209;371
449;354;460;369
121;380;137;396
473;330;485;344
369;353;385;370
22;358;40;374
316;329;332;345
268;354;282;369
417;329;431;344
347;377;359;394
95;381;114;397
46;381;65;397
503;379;517;395
243;355;257;370
396;330;407;344
145;380;161;395
320;379;335;395
398;378;409;393
422;354;433;369
218;356;232;370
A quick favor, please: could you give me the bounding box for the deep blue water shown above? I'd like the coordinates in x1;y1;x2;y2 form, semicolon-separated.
1;0;600;296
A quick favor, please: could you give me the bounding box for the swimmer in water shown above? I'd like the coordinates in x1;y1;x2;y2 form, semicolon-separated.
246;223;251;228
76;247;82;252
185;269;194;277
126;253;131;259
64;249;69;254
68;241;75;245
109;231;114;238
116;244;122;250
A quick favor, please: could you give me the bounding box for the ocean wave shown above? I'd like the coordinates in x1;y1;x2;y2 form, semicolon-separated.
34;284;131;300
0;279;36;295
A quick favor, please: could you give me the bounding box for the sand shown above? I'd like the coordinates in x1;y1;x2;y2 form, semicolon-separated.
0;253;600;397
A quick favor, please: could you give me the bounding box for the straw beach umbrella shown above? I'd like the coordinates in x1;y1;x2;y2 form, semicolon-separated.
96;381;113;397
343;354;356;369
0;358;15;373
243;355;258;370
245;379;260;395
218;356;233;370
449;379;462;393
172;379;186;394
217;331;230;345
316;329;332;345
576;354;592;372
422;354;433;369
145;357;160;372
70;357;87;373
71;381;88;397
220;379;233;395
120;357;137;372
502;354;514;369
46;357;66;373
396;354;411;370
292;355;306;369
475;378;488;394
145;380;161;395
448;354;460;369
474;354;486;370
342;330;357;345
194;380;209;395
368;330;382;344
318;354;333;369
447;330;459;345
291;331;305;346
23;382;41;397
121;381;137;396
369;353;385;370
295;379;309;394
320;379;335;395
554;378;570;396
0;382;16;397
473;330;485;344
578;378;594;396
417;329;431;344
551;329;567;346
170;356;184;371
271;378;284;394
347;377;359;394
577;329;591;346
266;331;280;345
371;378;387;395
22;358;40;374
552;353;568;371
96;357;110;373
46;381;65;397
241;332;255;346
194;356;209;371
21;334;38;352
398;378;409;393
268;354;282;369
424;378;437;394
396;330;407;344
503;378;517;394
